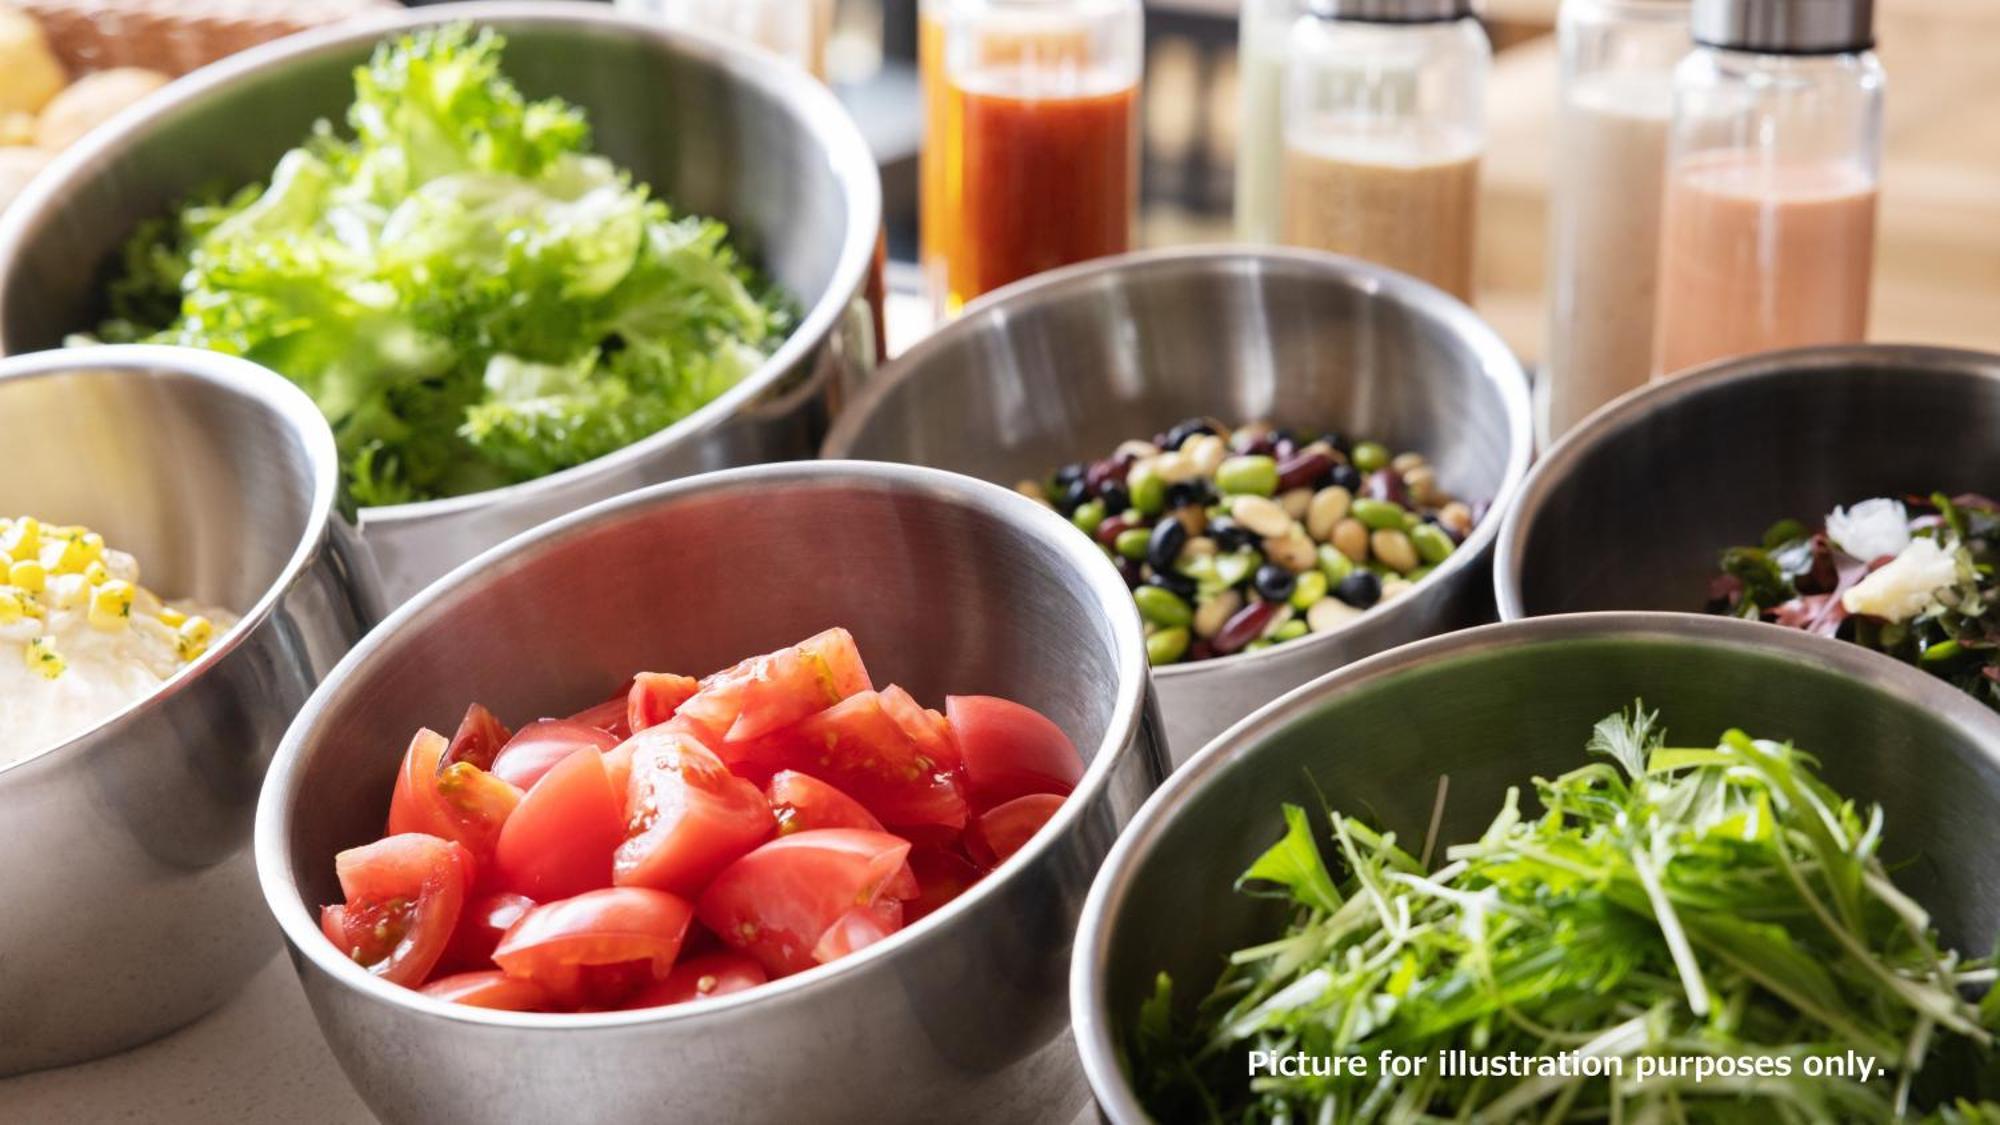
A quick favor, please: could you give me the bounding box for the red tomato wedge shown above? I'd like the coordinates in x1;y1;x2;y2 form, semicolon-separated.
675;628;873;744
623;951;768;1009
491;719;621;791
494;748;624;901
440;891;536;974
811;897;905;965
628;672;699;734
946;695;1085;809
567;692;632;740
967;793;1067;868
602;741;636;799
780;691;970;830
766;770;884;835
441;703;512;771
613;728;773;896
492;887;694;995
387;729;521;864
421;970;554;1011
697;829;914;977
878;685;960;770
321;834;474;987
905;846;983;922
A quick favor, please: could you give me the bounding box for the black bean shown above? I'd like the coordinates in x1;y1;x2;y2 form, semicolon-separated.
1165;418;1217;450
1164;481;1205;510
1317;430;1351;455
1335;571;1382;609
1253;564;1297;602
1098;482;1131;512
1208;517;1256;552
1059;477;1091;513
1146;517;1189;571
1115;556;1146;589
1328;462;1363;492
1054;462;1087;486
1146;569;1198;601
1084;459;1122;494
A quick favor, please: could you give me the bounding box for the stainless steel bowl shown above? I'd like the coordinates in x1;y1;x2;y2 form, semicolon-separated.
1497;345;2000;619
1072;613;2000;1123
256;461;1166;1125
823;247;1533;762
0;345;377;1075
0;1;882;604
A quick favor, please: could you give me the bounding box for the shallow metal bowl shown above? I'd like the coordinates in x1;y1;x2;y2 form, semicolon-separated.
1497;345;2000;619
256;460;1166;1125
0;345;377;1074
0;1;882;604
823;247;1533;762
1072;613;2000;1122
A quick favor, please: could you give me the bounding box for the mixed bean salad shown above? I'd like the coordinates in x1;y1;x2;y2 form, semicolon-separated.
1019;419;1476;666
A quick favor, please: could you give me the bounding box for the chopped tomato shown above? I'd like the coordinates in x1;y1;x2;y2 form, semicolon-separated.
696;828;913;977
613;729;772;896
492;887;694;1003
421;970;554;1011
966;793;1067;868
441;703;512;771
567;692;632;740
765;770;884;835
781;691;969;830
905;846;982;922
440;891;536;974
387;729;521;864
493;748;624;901
811;897;904;965
878;685;960;770
947;695;1084;809
628;672;699;734
675;628;872;744
491;719;621;791
602;741;636;798
321;833;474;987
623;951;768;1009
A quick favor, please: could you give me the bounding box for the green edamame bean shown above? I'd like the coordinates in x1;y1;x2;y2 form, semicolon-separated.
1071;499;1106;534
1317;543;1354;583
1128;466;1166;515
1289;569;1328;610
1273;620;1309;643
1350;498;1407;531
1351;441;1390;473
1114;527;1152;560
1243;637;1274;653
1134;584;1194;628
1410;522;1456;565
1146;625;1190;665
1215;455;1278;497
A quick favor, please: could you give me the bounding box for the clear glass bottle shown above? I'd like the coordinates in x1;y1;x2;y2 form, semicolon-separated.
1280;0;1489;301
919;0;955;306
614;0;833;78
1653;0;1883;376
1235;0;1302;243
938;0;1143;313
1539;0;1688;446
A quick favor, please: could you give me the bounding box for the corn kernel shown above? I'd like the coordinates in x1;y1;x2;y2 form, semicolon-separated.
157;606;187;628
83;560;109;585
1;516;38;561
0;588;21;624
42;530;103;575
25;636;63;679
176;615;215;662
89;580;136;632
8;559;45;592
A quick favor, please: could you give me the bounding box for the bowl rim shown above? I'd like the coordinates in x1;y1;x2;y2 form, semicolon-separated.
0;0;883;525
0;344;343;778
255;457;1153;1029
821;244;1535;681
1068;609;2000;1123
1494;343;2000;621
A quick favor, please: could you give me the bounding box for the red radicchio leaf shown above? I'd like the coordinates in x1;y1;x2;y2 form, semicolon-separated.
1769;548;1875;637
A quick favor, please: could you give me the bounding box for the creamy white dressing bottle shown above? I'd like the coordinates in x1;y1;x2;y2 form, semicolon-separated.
1235;0;1303;242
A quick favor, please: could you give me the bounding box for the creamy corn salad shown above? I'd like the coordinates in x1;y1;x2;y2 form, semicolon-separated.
0;516;238;767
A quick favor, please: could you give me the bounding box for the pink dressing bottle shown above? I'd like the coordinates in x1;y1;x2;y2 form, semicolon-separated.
1653;0;1883;377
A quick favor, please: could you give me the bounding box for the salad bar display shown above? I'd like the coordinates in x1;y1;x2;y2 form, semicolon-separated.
3;3;1998;1124
321;628;1082;1010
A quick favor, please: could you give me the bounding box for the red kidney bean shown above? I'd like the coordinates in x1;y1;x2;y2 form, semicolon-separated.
1188;638;1215;662
1212;601;1280;655
1275;450;1333;493
1084;458;1122;493
1095;514;1134;547
1362;468;1408;506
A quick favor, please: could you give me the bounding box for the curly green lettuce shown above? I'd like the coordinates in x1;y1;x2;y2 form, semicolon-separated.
97;25;789;507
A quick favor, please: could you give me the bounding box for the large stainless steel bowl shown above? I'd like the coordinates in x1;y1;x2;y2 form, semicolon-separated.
256;461;1166;1125
0;1;881;604
0;345;377;1075
823;247;1533;762
1497;345;2000;619
1072;613;2000;1123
